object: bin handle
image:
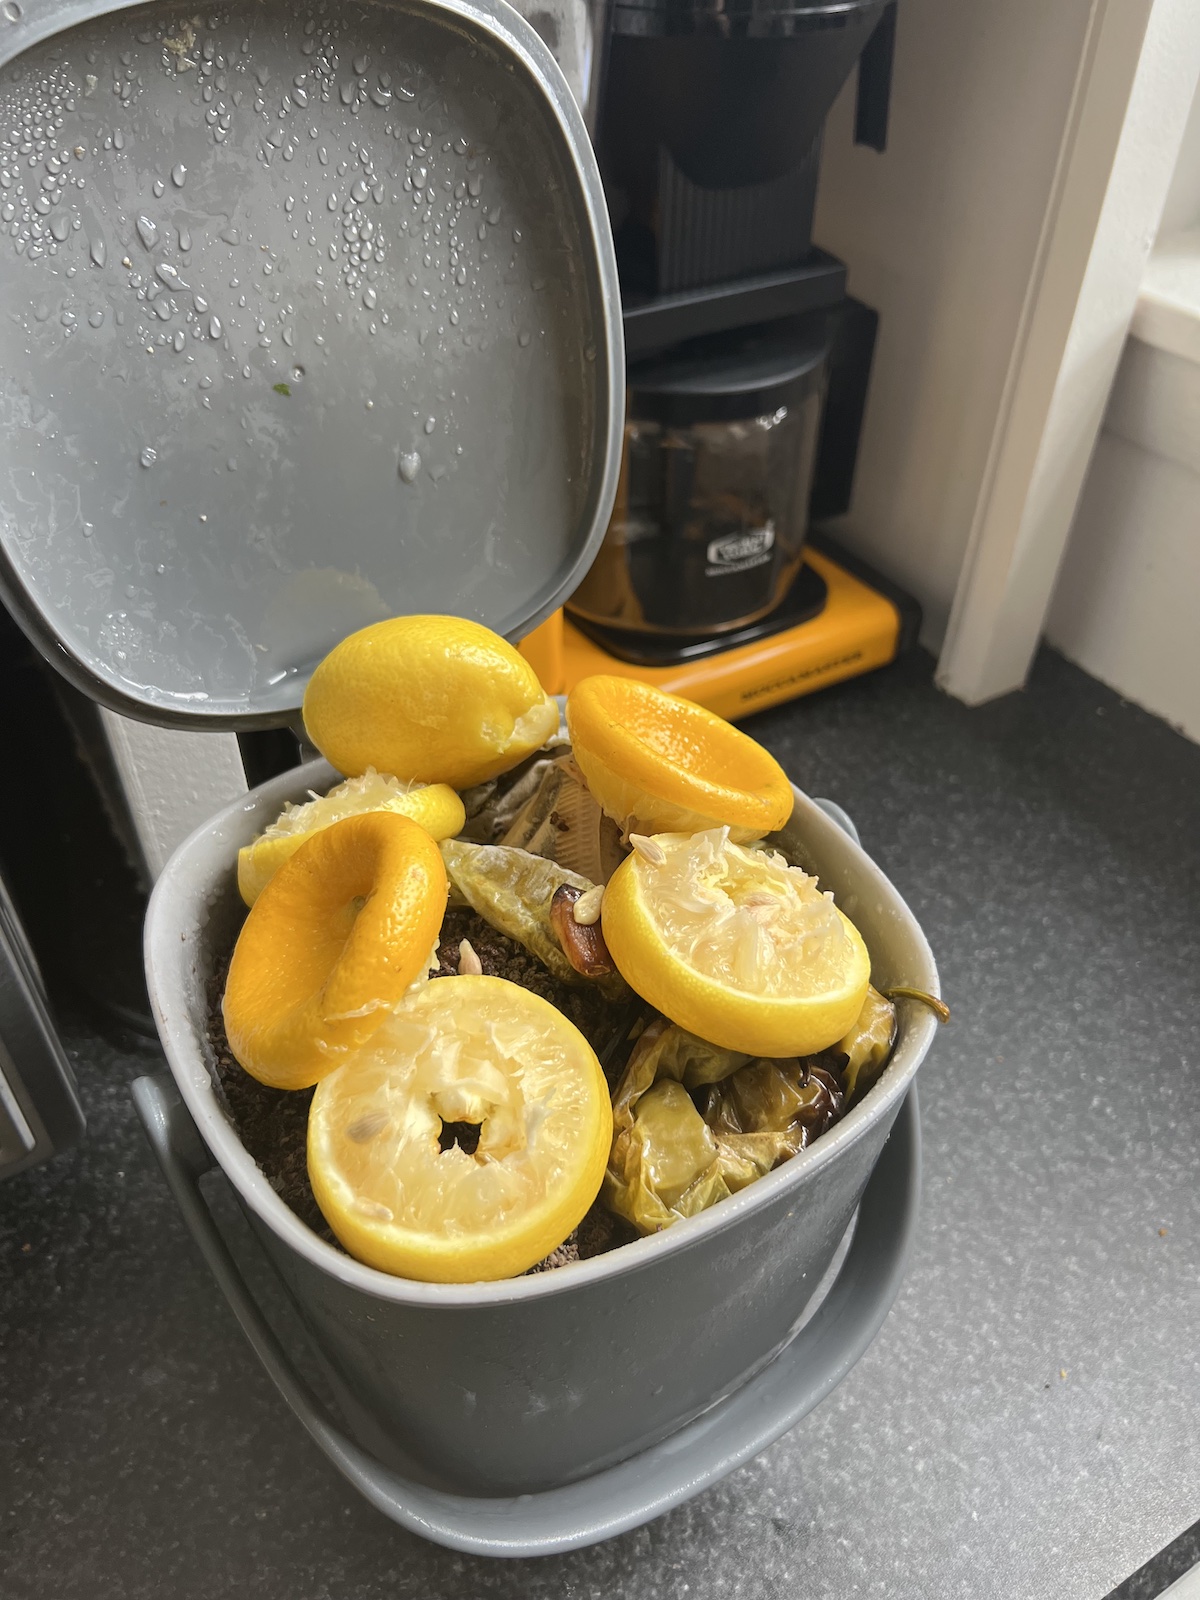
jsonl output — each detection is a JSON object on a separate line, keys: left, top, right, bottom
{"left": 132, "top": 1072, "right": 918, "bottom": 1557}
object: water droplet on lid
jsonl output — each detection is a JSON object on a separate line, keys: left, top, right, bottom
{"left": 208, "top": 314, "right": 221, "bottom": 338}
{"left": 339, "top": 80, "right": 354, "bottom": 106}
{"left": 155, "top": 300, "right": 173, "bottom": 321}
{"left": 369, "top": 85, "right": 390, "bottom": 107}
{"left": 124, "top": 584, "right": 136, "bottom": 598}
{"left": 326, "top": 192, "right": 338, "bottom": 211}
{"left": 353, "top": 53, "right": 369, "bottom": 73}
{"left": 113, "top": 129, "right": 125, "bottom": 151}
{"left": 82, "top": 521, "right": 93, "bottom": 537}
{"left": 152, "top": 178, "right": 165, "bottom": 198}
{"left": 219, "top": 225, "right": 239, "bottom": 244}
{"left": 512, "top": 228, "right": 522, "bottom": 243}
{"left": 33, "top": 302, "right": 50, "bottom": 322}
{"left": 136, "top": 214, "right": 158, "bottom": 249}
{"left": 50, "top": 212, "right": 69, "bottom": 241}
{"left": 398, "top": 451, "right": 420, "bottom": 482}
{"left": 155, "top": 262, "right": 184, "bottom": 286}
{"left": 89, "top": 236, "right": 105, "bottom": 267}
{"left": 2, "top": 2, "right": 23, "bottom": 22}
{"left": 173, "top": 329, "right": 185, "bottom": 351}
{"left": 88, "top": 309, "right": 104, "bottom": 327}
{"left": 227, "top": 457, "right": 237, "bottom": 471}
{"left": 467, "top": 174, "right": 482, "bottom": 198}
{"left": 156, "top": 563, "right": 166, "bottom": 575}
{"left": 361, "top": 285, "right": 377, "bottom": 310}
{"left": 171, "top": 163, "right": 186, "bottom": 187}
{"left": 139, "top": 446, "right": 157, "bottom": 468}
{"left": 351, "top": 179, "right": 369, "bottom": 203}
{"left": 518, "top": 329, "right": 530, "bottom": 347}
{"left": 412, "top": 166, "right": 427, "bottom": 189}
{"left": 178, "top": 228, "right": 191, "bottom": 251}
{"left": 292, "top": 364, "right": 304, "bottom": 381}
{"left": 423, "top": 415, "right": 435, "bottom": 435}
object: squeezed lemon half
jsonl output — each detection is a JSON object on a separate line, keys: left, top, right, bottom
{"left": 222, "top": 812, "right": 447, "bottom": 1091}
{"left": 566, "top": 674, "right": 793, "bottom": 842}
{"left": 307, "top": 976, "right": 612, "bottom": 1282}
{"left": 601, "top": 827, "right": 870, "bottom": 1057}
{"left": 237, "top": 769, "right": 465, "bottom": 907}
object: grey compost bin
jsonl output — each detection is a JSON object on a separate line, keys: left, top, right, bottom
{"left": 0, "top": 0, "right": 938, "bottom": 1557}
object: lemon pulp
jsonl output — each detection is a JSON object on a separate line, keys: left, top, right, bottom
{"left": 601, "top": 827, "right": 870, "bottom": 1057}
{"left": 307, "top": 976, "right": 612, "bottom": 1282}
{"left": 237, "top": 769, "right": 465, "bottom": 906}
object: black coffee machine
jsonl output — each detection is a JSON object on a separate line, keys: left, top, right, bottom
{"left": 536, "top": 0, "right": 919, "bottom": 713}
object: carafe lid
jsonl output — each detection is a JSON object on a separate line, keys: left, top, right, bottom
{"left": 0, "top": 0, "right": 622, "bottom": 728}
{"left": 628, "top": 315, "right": 829, "bottom": 424}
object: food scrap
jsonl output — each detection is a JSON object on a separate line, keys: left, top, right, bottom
{"left": 213, "top": 617, "right": 934, "bottom": 1282}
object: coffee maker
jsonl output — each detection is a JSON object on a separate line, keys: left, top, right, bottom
{"left": 514, "top": 0, "right": 919, "bottom": 720}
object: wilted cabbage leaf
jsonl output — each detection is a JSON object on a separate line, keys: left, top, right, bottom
{"left": 439, "top": 838, "right": 627, "bottom": 998}
{"left": 604, "top": 1018, "right": 852, "bottom": 1234}
{"left": 834, "top": 985, "right": 897, "bottom": 1102}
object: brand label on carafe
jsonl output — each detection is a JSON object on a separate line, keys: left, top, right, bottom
{"left": 706, "top": 525, "right": 775, "bottom": 576}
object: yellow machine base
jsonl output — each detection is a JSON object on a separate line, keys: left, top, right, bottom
{"left": 519, "top": 547, "right": 904, "bottom": 721}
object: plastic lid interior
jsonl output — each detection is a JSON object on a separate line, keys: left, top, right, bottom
{"left": 0, "top": 0, "right": 621, "bottom": 728}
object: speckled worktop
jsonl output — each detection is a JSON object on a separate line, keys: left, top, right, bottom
{"left": 3, "top": 646, "right": 1199, "bottom": 1599}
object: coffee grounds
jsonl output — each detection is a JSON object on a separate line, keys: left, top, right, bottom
{"left": 206, "top": 907, "right": 640, "bottom": 1270}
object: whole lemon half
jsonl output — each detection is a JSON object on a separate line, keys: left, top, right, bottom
{"left": 303, "top": 615, "right": 560, "bottom": 789}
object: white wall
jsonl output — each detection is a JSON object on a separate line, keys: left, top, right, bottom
{"left": 814, "top": 0, "right": 1096, "bottom": 644}
{"left": 99, "top": 713, "right": 247, "bottom": 879}
{"left": 1159, "top": 76, "right": 1200, "bottom": 234}
{"left": 1045, "top": 71, "right": 1200, "bottom": 744}
{"left": 1047, "top": 331, "right": 1200, "bottom": 743}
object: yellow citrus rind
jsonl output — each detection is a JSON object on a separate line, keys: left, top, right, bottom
{"left": 307, "top": 976, "right": 612, "bottom": 1281}
{"left": 565, "top": 675, "right": 793, "bottom": 842}
{"left": 237, "top": 769, "right": 465, "bottom": 907}
{"left": 601, "top": 828, "right": 870, "bottom": 1057}
{"left": 223, "top": 811, "right": 447, "bottom": 1091}
{"left": 302, "top": 614, "right": 560, "bottom": 789}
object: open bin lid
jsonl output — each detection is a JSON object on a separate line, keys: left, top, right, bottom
{"left": 0, "top": 0, "right": 623, "bottom": 728}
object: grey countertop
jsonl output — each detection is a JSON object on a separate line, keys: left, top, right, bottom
{"left": 3, "top": 646, "right": 1199, "bottom": 1599}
